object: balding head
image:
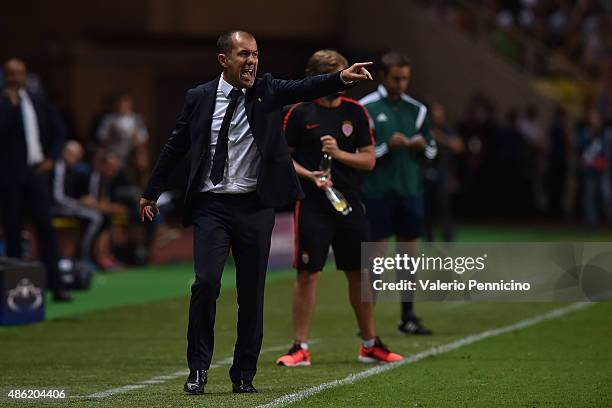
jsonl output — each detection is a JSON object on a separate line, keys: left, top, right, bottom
{"left": 216, "top": 30, "right": 255, "bottom": 55}
{"left": 3, "top": 58, "right": 27, "bottom": 89}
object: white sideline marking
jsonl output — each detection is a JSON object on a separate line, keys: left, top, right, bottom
{"left": 258, "top": 302, "right": 591, "bottom": 408}
{"left": 75, "top": 341, "right": 319, "bottom": 399}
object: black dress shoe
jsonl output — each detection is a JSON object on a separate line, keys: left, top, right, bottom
{"left": 232, "top": 379, "right": 257, "bottom": 393}
{"left": 184, "top": 369, "right": 207, "bottom": 394}
{"left": 398, "top": 317, "right": 433, "bottom": 335}
{"left": 52, "top": 290, "right": 73, "bottom": 302}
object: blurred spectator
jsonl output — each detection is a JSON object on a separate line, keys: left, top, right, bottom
{"left": 116, "top": 144, "right": 157, "bottom": 264}
{"left": 52, "top": 140, "right": 103, "bottom": 263}
{"left": 0, "top": 67, "right": 44, "bottom": 95}
{"left": 0, "top": 58, "right": 71, "bottom": 301}
{"left": 576, "top": 108, "right": 612, "bottom": 226}
{"left": 426, "top": 0, "right": 478, "bottom": 34}
{"left": 457, "top": 93, "right": 498, "bottom": 216}
{"left": 89, "top": 94, "right": 115, "bottom": 144}
{"left": 597, "top": 55, "right": 612, "bottom": 122}
{"left": 423, "top": 102, "right": 464, "bottom": 241}
{"left": 517, "top": 105, "right": 548, "bottom": 211}
{"left": 494, "top": 108, "right": 530, "bottom": 215}
{"left": 77, "top": 147, "right": 158, "bottom": 266}
{"left": 96, "top": 93, "right": 149, "bottom": 168}
{"left": 491, "top": 8, "right": 525, "bottom": 64}
{"left": 546, "top": 105, "right": 572, "bottom": 217}
{"left": 79, "top": 150, "right": 128, "bottom": 270}
{"left": 517, "top": 0, "right": 537, "bottom": 33}
{"left": 548, "top": 1, "right": 572, "bottom": 46}
{"left": 422, "top": 0, "right": 612, "bottom": 79}
{"left": 93, "top": 94, "right": 154, "bottom": 263}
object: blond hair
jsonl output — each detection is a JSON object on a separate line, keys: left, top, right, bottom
{"left": 305, "top": 49, "right": 348, "bottom": 76}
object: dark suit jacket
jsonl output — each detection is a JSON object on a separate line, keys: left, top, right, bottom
{"left": 143, "top": 71, "right": 351, "bottom": 226}
{"left": 0, "top": 90, "right": 65, "bottom": 186}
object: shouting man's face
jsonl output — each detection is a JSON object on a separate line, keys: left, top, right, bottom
{"left": 219, "top": 32, "right": 258, "bottom": 89}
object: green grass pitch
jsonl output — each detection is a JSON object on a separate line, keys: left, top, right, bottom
{"left": 1, "top": 224, "right": 611, "bottom": 407}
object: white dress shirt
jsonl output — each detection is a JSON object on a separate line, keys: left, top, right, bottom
{"left": 18, "top": 89, "right": 44, "bottom": 165}
{"left": 200, "top": 74, "right": 260, "bottom": 194}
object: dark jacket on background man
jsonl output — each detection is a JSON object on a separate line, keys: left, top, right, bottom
{"left": 0, "top": 89, "right": 66, "bottom": 293}
{"left": 0, "top": 90, "right": 65, "bottom": 186}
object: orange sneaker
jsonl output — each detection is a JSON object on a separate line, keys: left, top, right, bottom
{"left": 358, "top": 337, "right": 404, "bottom": 363}
{"left": 276, "top": 343, "right": 311, "bottom": 367}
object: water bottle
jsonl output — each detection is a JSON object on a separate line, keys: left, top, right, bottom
{"left": 319, "top": 153, "right": 332, "bottom": 180}
{"left": 324, "top": 186, "right": 352, "bottom": 215}
{"left": 318, "top": 154, "right": 352, "bottom": 215}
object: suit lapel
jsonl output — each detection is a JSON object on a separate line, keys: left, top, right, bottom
{"left": 245, "top": 81, "right": 263, "bottom": 154}
{"left": 187, "top": 78, "right": 218, "bottom": 191}
{"left": 195, "top": 78, "right": 219, "bottom": 159}
{"left": 245, "top": 86, "right": 255, "bottom": 127}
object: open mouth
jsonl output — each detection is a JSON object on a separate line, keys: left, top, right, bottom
{"left": 240, "top": 67, "right": 255, "bottom": 81}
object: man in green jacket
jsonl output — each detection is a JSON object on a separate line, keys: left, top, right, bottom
{"left": 360, "top": 52, "right": 437, "bottom": 335}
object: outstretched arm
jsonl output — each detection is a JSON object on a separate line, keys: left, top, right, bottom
{"left": 271, "top": 62, "right": 373, "bottom": 107}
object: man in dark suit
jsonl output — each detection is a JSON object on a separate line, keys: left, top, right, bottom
{"left": 139, "top": 30, "right": 372, "bottom": 394}
{"left": 0, "top": 58, "right": 71, "bottom": 301}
